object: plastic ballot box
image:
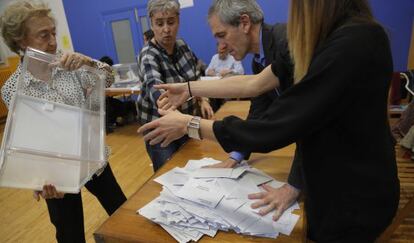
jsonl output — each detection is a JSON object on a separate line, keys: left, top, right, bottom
{"left": 111, "top": 63, "right": 140, "bottom": 88}
{"left": 0, "top": 48, "right": 106, "bottom": 193}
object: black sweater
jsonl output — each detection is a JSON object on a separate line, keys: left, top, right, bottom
{"left": 213, "top": 22, "right": 400, "bottom": 241}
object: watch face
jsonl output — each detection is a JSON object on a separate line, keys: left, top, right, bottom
{"left": 187, "top": 116, "right": 201, "bottom": 140}
{"left": 188, "top": 127, "right": 200, "bottom": 140}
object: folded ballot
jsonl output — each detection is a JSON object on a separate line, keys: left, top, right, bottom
{"left": 138, "top": 158, "right": 300, "bottom": 243}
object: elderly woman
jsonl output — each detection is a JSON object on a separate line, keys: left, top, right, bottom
{"left": 0, "top": 2, "right": 126, "bottom": 243}
{"left": 136, "top": 0, "right": 214, "bottom": 172}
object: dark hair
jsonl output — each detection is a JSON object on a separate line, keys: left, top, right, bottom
{"left": 99, "top": 56, "right": 114, "bottom": 66}
{"left": 143, "top": 29, "right": 154, "bottom": 41}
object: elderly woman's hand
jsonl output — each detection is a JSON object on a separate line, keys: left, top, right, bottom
{"left": 137, "top": 109, "right": 192, "bottom": 147}
{"left": 59, "top": 52, "right": 94, "bottom": 71}
{"left": 155, "top": 83, "right": 190, "bottom": 110}
{"left": 33, "top": 184, "right": 65, "bottom": 201}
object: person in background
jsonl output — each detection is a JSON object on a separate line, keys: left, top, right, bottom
{"left": 0, "top": 2, "right": 126, "bottom": 242}
{"left": 206, "top": 42, "right": 244, "bottom": 77}
{"left": 99, "top": 56, "right": 119, "bottom": 133}
{"left": 143, "top": 29, "right": 154, "bottom": 44}
{"left": 139, "top": 0, "right": 400, "bottom": 241}
{"left": 136, "top": 0, "right": 214, "bottom": 172}
{"left": 99, "top": 55, "right": 114, "bottom": 66}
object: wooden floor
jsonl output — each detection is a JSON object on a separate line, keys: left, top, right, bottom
{"left": 0, "top": 121, "right": 413, "bottom": 242}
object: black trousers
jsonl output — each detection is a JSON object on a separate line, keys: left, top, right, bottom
{"left": 45, "top": 164, "right": 126, "bottom": 243}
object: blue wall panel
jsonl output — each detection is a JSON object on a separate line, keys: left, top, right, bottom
{"left": 370, "top": 0, "right": 414, "bottom": 71}
{"left": 62, "top": 0, "right": 147, "bottom": 62}
{"left": 63, "top": 0, "right": 414, "bottom": 74}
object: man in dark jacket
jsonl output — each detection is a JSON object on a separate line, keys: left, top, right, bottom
{"left": 207, "top": 0, "right": 300, "bottom": 221}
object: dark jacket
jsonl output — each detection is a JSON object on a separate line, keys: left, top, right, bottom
{"left": 214, "top": 22, "right": 400, "bottom": 241}
{"left": 247, "top": 23, "right": 302, "bottom": 189}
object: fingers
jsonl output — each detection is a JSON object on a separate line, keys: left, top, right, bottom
{"left": 60, "top": 53, "right": 76, "bottom": 70}
{"left": 272, "top": 207, "right": 284, "bottom": 221}
{"left": 143, "top": 128, "right": 161, "bottom": 142}
{"left": 137, "top": 121, "right": 159, "bottom": 134}
{"left": 157, "top": 97, "right": 172, "bottom": 110}
{"left": 248, "top": 191, "right": 267, "bottom": 200}
{"left": 161, "top": 103, "right": 173, "bottom": 111}
{"left": 158, "top": 108, "right": 175, "bottom": 117}
{"left": 157, "top": 96, "right": 167, "bottom": 105}
{"left": 40, "top": 185, "right": 65, "bottom": 199}
{"left": 206, "top": 107, "right": 214, "bottom": 119}
{"left": 201, "top": 107, "right": 207, "bottom": 119}
{"left": 168, "top": 105, "right": 177, "bottom": 111}
{"left": 33, "top": 191, "right": 41, "bottom": 201}
{"left": 200, "top": 102, "right": 214, "bottom": 120}
{"left": 60, "top": 52, "right": 88, "bottom": 71}
{"left": 258, "top": 203, "right": 276, "bottom": 216}
{"left": 41, "top": 184, "right": 51, "bottom": 198}
{"left": 148, "top": 133, "right": 165, "bottom": 145}
{"left": 159, "top": 92, "right": 169, "bottom": 101}
{"left": 262, "top": 184, "right": 275, "bottom": 192}
{"left": 160, "top": 135, "right": 175, "bottom": 148}
{"left": 250, "top": 198, "right": 269, "bottom": 209}
{"left": 143, "top": 127, "right": 169, "bottom": 146}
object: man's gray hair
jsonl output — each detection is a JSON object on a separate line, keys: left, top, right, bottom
{"left": 208, "top": 0, "right": 264, "bottom": 26}
{"left": 147, "top": 0, "right": 180, "bottom": 17}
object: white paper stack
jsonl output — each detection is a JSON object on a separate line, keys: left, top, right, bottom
{"left": 138, "top": 158, "right": 300, "bottom": 243}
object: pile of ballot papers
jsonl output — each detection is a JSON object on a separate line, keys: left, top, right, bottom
{"left": 138, "top": 158, "right": 300, "bottom": 243}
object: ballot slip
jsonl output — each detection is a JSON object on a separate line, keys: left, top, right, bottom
{"left": 138, "top": 158, "right": 300, "bottom": 243}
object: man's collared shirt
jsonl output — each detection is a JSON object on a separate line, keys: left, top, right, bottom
{"left": 136, "top": 39, "right": 200, "bottom": 124}
{"left": 253, "top": 26, "right": 266, "bottom": 68}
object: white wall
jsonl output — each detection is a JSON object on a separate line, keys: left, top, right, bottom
{"left": 0, "top": 0, "right": 73, "bottom": 60}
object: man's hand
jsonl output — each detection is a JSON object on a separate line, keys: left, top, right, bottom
{"left": 206, "top": 69, "right": 216, "bottom": 76}
{"left": 137, "top": 109, "right": 193, "bottom": 147}
{"left": 248, "top": 183, "right": 300, "bottom": 221}
{"left": 219, "top": 68, "right": 232, "bottom": 77}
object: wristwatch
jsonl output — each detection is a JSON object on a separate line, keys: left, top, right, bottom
{"left": 187, "top": 116, "right": 202, "bottom": 140}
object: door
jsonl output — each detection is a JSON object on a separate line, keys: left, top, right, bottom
{"left": 103, "top": 7, "right": 150, "bottom": 64}
{"left": 408, "top": 21, "right": 414, "bottom": 70}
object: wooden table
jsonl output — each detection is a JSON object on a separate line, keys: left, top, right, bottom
{"left": 105, "top": 87, "right": 140, "bottom": 97}
{"left": 94, "top": 101, "right": 305, "bottom": 243}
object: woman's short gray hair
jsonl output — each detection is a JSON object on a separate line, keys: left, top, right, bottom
{"left": 208, "top": 0, "right": 264, "bottom": 26}
{"left": 147, "top": 0, "right": 180, "bottom": 18}
{"left": 0, "top": 1, "right": 53, "bottom": 54}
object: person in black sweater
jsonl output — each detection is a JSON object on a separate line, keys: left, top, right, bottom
{"left": 139, "top": 0, "right": 400, "bottom": 241}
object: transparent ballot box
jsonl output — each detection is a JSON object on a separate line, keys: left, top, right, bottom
{"left": 112, "top": 63, "right": 140, "bottom": 88}
{"left": 0, "top": 48, "right": 106, "bottom": 193}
